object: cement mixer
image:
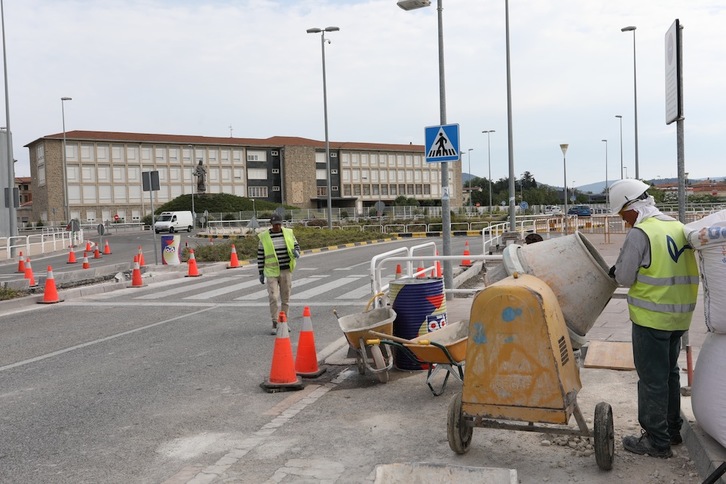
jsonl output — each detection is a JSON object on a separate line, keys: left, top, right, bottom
{"left": 487, "top": 233, "right": 617, "bottom": 348}
{"left": 447, "top": 272, "right": 615, "bottom": 471}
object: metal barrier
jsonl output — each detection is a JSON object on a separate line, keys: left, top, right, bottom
{"left": 0, "top": 229, "right": 85, "bottom": 262}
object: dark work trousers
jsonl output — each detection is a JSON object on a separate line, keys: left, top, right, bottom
{"left": 631, "top": 322, "right": 686, "bottom": 449}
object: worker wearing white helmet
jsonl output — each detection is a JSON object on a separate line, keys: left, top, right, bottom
{"left": 609, "top": 178, "right": 700, "bottom": 458}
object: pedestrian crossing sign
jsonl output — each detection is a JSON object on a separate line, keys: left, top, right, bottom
{"left": 425, "top": 124, "right": 460, "bottom": 162}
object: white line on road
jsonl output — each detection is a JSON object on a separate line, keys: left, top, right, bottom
{"left": 0, "top": 306, "right": 218, "bottom": 373}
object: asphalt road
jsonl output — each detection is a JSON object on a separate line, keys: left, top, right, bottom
{"left": 0, "top": 236, "right": 479, "bottom": 483}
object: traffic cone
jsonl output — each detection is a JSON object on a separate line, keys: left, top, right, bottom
{"left": 38, "top": 266, "right": 63, "bottom": 304}
{"left": 186, "top": 249, "right": 201, "bottom": 277}
{"left": 16, "top": 251, "right": 25, "bottom": 273}
{"left": 461, "top": 240, "right": 472, "bottom": 267}
{"left": 295, "top": 307, "right": 326, "bottom": 378}
{"left": 417, "top": 261, "right": 425, "bottom": 278}
{"left": 128, "top": 255, "right": 145, "bottom": 288}
{"left": 67, "top": 248, "right": 77, "bottom": 264}
{"left": 227, "top": 244, "right": 240, "bottom": 269}
{"left": 82, "top": 252, "right": 90, "bottom": 269}
{"left": 85, "top": 241, "right": 92, "bottom": 252}
{"left": 261, "top": 311, "right": 304, "bottom": 392}
{"left": 395, "top": 264, "right": 403, "bottom": 279}
{"left": 93, "top": 246, "right": 102, "bottom": 259}
{"left": 103, "top": 240, "right": 112, "bottom": 255}
{"left": 24, "top": 258, "right": 38, "bottom": 288}
{"left": 137, "top": 246, "right": 145, "bottom": 267}
{"left": 435, "top": 250, "right": 442, "bottom": 278}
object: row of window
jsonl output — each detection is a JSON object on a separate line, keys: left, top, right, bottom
{"left": 343, "top": 184, "right": 434, "bottom": 197}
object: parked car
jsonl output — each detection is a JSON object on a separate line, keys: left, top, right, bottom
{"left": 567, "top": 205, "right": 592, "bottom": 216}
{"left": 543, "top": 205, "right": 562, "bottom": 215}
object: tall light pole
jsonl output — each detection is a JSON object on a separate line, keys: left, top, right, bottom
{"left": 1, "top": 0, "right": 17, "bottom": 240}
{"left": 482, "top": 130, "right": 495, "bottom": 214}
{"left": 61, "top": 97, "right": 72, "bottom": 223}
{"left": 621, "top": 26, "right": 639, "bottom": 180}
{"left": 560, "top": 143, "right": 568, "bottom": 234}
{"left": 397, "top": 0, "right": 454, "bottom": 296}
{"left": 187, "top": 145, "right": 195, "bottom": 221}
{"left": 601, "top": 139, "right": 609, "bottom": 209}
{"left": 307, "top": 26, "right": 339, "bottom": 229}
{"left": 615, "top": 115, "right": 623, "bottom": 179}
{"left": 466, "top": 148, "right": 473, "bottom": 210}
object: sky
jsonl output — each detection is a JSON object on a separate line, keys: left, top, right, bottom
{"left": 2, "top": 0, "right": 725, "bottom": 189}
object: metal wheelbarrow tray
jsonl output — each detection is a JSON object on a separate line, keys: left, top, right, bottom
{"left": 336, "top": 307, "right": 396, "bottom": 383}
{"left": 371, "top": 320, "right": 468, "bottom": 396}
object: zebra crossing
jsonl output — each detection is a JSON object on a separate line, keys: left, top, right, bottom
{"left": 87, "top": 269, "right": 394, "bottom": 306}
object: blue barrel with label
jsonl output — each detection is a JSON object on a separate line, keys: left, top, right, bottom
{"left": 389, "top": 278, "right": 447, "bottom": 370}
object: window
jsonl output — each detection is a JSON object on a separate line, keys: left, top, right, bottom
{"left": 343, "top": 186, "right": 351, "bottom": 196}
{"left": 271, "top": 168, "right": 280, "bottom": 174}
{"left": 330, "top": 169, "right": 338, "bottom": 174}
{"left": 112, "top": 145, "right": 123, "bottom": 161}
{"left": 247, "top": 168, "right": 268, "bottom": 180}
{"left": 97, "top": 145, "right": 109, "bottom": 161}
{"left": 330, "top": 152, "right": 337, "bottom": 158}
{"left": 317, "top": 186, "right": 327, "bottom": 197}
{"left": 271, "top": 150, "right": 279, "bottom": 156}
{"left": 155, "top": 147, "right": 166, "bottom": 162}
{"left": 316, "top": 169, "right": 327, "bottom": 180}
{"left": 332, "top": 185, "right": 338, "bottom": 192}
{"left": 247, "top": 150, "right": 267, "bottom": 162}
{"left": 248, "top": 186, "right": 268, "bottom": 198}
{"left": 272, "top": 186, "right": 280, "bottom": 191}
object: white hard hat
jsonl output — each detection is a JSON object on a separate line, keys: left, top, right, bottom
{"left": 609, "top": 179, "right": 651, "bottom": 213}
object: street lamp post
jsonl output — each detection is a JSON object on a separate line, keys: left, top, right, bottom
{"left": 560, "top": 143, "right": 568, "bottom": 234}
{"left": 621, "top": 26, "right": 639, "bottom": 179}
{"left": 601, "top": 139, "right": 609, "bottom": 209}
{"left": 615, "top": 115, "right": 623, "bottom": 179}
{"left": 307, "top": 26, "right": 339, "bottom": 230}
{"left": 397, "top": 0, "right": 454, "bottom": 297}
{"left": 624, "top": 166, "right": 629, "bottom": 179}
{"left": 466, "top": 148, "right": 473, "bottom": 210}
{"left": 61, "top": 97, "right": 72, "bottom": 223}
{"left": 482, "top": 130, "right": 495, "bottom": 214}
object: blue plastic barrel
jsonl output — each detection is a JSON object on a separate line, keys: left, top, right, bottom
{"left": 389, "top": 278, "right": 447, "bottom": 370}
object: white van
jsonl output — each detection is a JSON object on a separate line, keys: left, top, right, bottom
{"left": 154, "top": 211, "right": 194, "bottom": 233}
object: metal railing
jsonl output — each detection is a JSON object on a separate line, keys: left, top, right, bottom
{"left": 0, "top": 229, "right": 86, "bottom": 262}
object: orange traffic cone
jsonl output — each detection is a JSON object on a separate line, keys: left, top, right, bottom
{"left": 38, "top": 266, "right": 63, "bottom": 304}
{"left": 295, "top": 307, "right": 326, "bottom": 378}
{"left": 227, "top": 244, "right": 240, "bottom": 269}
{"left": 85, "top": 241, "right": 92, "bottom": 252}
{"left": 82, "top": 252, "right": 90, "bottom": 269}
{"left": 435, "top": 249, "right": 442, "bottom": 278}
{"left": 261, "top": 311, "right": 304, "bottom": 392}
{"left": 137, "top": 246, "right": 146, "bottom": 267}
{"left": 16, "top": 251, "right": 25, "bottom": 273}
{"left": 395, "top": 264, "right": 402, "bottom": 279}
{"left": 93, "top": 246, "right": 102, "bottom": 259}
{"left": 67, "top": 248, "right": 77, "bottom": 264}
{"left": 129, "top": 255, "right": 145, "bottom": 288}
{"left": 416, "top": 261, "right": 425, "bottom": 278}
{"left": 103, "top": 240, "right": 112, "bottom": 255}
{"left": 186, "top": 249, "right": 201, "bottom": 277}
{"left": 461, "top": 240, "right": 472, "bottom": 267}
{"left": 24, "top": 258, "right": 38, "bottom": 288}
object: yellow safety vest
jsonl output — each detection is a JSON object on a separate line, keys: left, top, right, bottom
{"left": 627, "top": 217, "right": 699, "bottom": 331}
{"left": 259, "top": 228, "right": 297, "bottom": 277}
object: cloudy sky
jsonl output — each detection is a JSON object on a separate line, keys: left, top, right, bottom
{"left": 2, "top": 0, "right": 724, "bottom": 188}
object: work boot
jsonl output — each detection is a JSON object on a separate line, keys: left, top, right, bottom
{"left": 622, "top": 431, "right": 673, "bottom": 458}
{"left": 271, "top": 320, "right": 277, "bottom": 335}
{"left": 670, "top": 433, "right": 683, "bottom": 446}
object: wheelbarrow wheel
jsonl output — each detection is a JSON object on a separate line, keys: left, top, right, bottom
{"left": 371, "top": 345, "right": 389, "bottom": 383}
{"left": 447, "top": 392, "right": 472, "bottom": 454}
{"left": 355, "top": 353, "right": 365, "bottom": 375}
{"left": 594, "top": 401, "right": 614, "bottom": 470}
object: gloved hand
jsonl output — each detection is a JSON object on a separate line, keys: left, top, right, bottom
{"left": 259, "top": 274, "right": 265, "bottom": 285}
{"left": 608, "top": 265, "right": 616, "bottom": 279}
{"left": 293, "top": 249, "right": 300, "bottom": 259}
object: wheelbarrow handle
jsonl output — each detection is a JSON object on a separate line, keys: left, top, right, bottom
{"left": 368, "top": 330, "right": 412, "bottom": 345}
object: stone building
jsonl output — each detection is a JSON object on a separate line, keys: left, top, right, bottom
{"left": 25, "top": 130, "right": 461, "bottom": 224}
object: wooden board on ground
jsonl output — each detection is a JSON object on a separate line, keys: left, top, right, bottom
{"left": 583, "top": 340, "right": 635, "bottom": 370}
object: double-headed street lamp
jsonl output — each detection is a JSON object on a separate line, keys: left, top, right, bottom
{"left": 482, "top": 130, "right": 495, "bottom": 213}
{"left": 560, "top": 143, "right": 569, "bottom": 234}
{"left": 397, "top": 0, "right": 454, "bottom": 297}
{"left": 466, "top": 148, "right": 473, "bottom": 210}
{"left": 621, "top": 26, "right": 639, "bottom": 180}
{"left": 307, "top": 26, "right": 339, "bottom": 230}
{"left": 61, "top": 96, "right": 72, "bottom": 223}
{"left": 601, "top": 139, "right": 609, "bottom": 209}
{"left": 615, "top": 114, "right": 623, "bottom": 179}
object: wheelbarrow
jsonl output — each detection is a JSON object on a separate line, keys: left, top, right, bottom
{"left": 369, "top": 320, "right": 468, "bottom": 396}
{"left": 335, "top": 306, "right": 397, "bottom": 383}
{"left": 447, "top": 273, "right": 614, "bottom": 471}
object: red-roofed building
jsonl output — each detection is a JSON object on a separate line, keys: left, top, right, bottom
{"left": 25, "top": 131, "right": 459, "bottom": 224}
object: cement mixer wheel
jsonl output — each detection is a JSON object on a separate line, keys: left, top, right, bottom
{"left": 594, "top": 401, "right": 614, "bottom": 470}
{"left": 447, "top": 392, "right": 472, "bottom": 454}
